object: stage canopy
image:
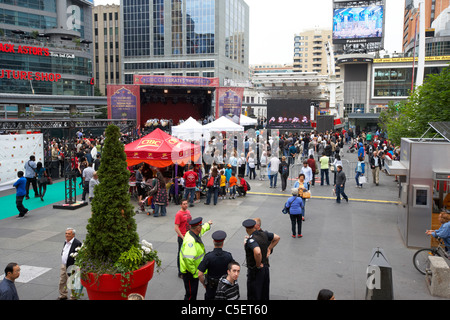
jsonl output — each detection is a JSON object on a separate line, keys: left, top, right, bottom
{"left": 203, "top": 116, "right": 244, "bottom": 132}
{"left": 125, "top": 128, "right": 201, "bottom": 168}
{"left": 240, "top": 114, "right": 257, "bottom": 126}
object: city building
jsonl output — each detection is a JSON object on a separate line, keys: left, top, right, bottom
{"left": 92, "top": 4, "right": 121, "bottom": 95}
{"left": 120, "top": 0, "right": 249, "bottom": 86}
{"left": 403, "top": 0, "right": 450, "bottom": 53}
{"left": 0, "top": 0, "right": 97, "bottom": 118}
{"left": 293, "top": 29, "right": 341, "bottom": 76}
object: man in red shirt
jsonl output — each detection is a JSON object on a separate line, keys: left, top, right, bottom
{"left": 183, "top": 165, "right": 198, "bottom": 207}
{"left": 174, "top": 199, "right": 192, "bottom": 278}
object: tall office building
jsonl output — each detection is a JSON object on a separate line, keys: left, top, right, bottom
{"left": 293, "top": 29, "right": 340, "bottom": 77}
{"left": 403, "top": 0, "right": 450, "bottom": 53}
{"left": 121, "top": 0, "right": 249, "bottom": 85}
{"left": 93, "top": 4, "right": 121, "bottom": 95}
{"left": 0, "top": 0, "right": 94, "bottom": 96}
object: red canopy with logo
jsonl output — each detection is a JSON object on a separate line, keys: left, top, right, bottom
{"left": 124, "top": 128, "right": 201, "bottom": 168}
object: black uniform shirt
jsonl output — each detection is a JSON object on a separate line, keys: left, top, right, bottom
{"left": 198, "top": 248, "right": 233, "bottom": 279}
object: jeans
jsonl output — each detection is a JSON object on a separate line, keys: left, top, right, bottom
{"left": 269, "top": 173, "right": 277, "bottom": 188}
{"left": 281, "top": 174, "right": 288, "bottom": 191}
{"left": 25, "top": 177, "right": 38, "bottom": 198}
{"left": 206, "top": 187, "right": 219, "bottom": 205}
{"left": 335, "top": 184, "right": 348, "bottom": 203}
{"left": 154, "top": 204, "right": 166, "bottom": 216}
{"left": 355, "top": 172, "right": 362, "bottom": 187}
{"left": 184, "top": 187, "right": 196, "bottom": 204}
{"left": 82, "top": 181, "right": 90, "bottom": 201}
{"left": 289, "top": 214, "right": 302, "bottom": 236}
{"left": 320, "top": 169, "right": 329, "bottom": 185}
{"left": 249, "top": 167, "right": 256, "bottom": 179}
{"left": 229, "top": 185, "right": 236, "bottom": 197}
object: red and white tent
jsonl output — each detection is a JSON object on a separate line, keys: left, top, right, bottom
{"left": 124, "top": 128, "right": 201, "bottom": 168}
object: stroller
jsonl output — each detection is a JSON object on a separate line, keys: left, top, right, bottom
{"left": 135, "top": 180, "right": 158, "bottom": 215}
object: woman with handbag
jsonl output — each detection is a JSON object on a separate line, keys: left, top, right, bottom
{"left": 284, "top": 188, "right": 304, "bottom": 238}
{"left": 36, "top": 162, "right": 48, "bottom": 201}
{"left": 355, "top": 156, "right": 365, "bottom": 188}
{"left": 293, "top": 173, "right": 310, "bottom": 221}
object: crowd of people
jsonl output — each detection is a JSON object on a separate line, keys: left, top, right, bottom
{"left": 8, "top": 123, "right": 450, "bottom": 302}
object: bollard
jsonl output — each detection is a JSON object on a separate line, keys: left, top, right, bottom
{"left": 365, "top": 247, "right": 394, "bottom": 300}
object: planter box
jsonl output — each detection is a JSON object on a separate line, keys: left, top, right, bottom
{"left": 80, "top": 260, "right": 155, "bottom": 300}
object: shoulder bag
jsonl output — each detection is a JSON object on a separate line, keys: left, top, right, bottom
{"left": 282, "top": 196, "right": 297, "bottom": 214}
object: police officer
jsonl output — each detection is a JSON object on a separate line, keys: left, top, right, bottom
{"left": 242, "top": 219, "right": 279, "bottom": 300}
{"left": 198, "top": 230, "right": 234, "bottom": 300}
{"left": 179, "top": 217, "right": 212, "bottom": 300}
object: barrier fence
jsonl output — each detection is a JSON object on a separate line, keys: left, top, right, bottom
{"left": 288, "top": 157, "right": 371, "bottom": 187}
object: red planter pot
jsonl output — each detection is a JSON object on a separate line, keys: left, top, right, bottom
{"left": 80, "top": 260, "right": 155, "bottom": 300}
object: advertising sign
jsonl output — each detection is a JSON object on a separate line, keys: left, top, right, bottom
{"left": 267, "top": 99, "right": 312, "bottom": 130}
{"left": 134, "top": 75, "right": 219, "bottom": 87}
{"left": 215, "top": 87, "right": 244, "bottom": 124}
{"left": 107, "top": 85, "right": 140, "bottom": 123}
{"left": 333, "top": 5, "right": 384, "bottom": 44}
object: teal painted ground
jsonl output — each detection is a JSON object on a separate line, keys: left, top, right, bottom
{"left": 1, "top": 180, "right": 81, "bottom": 220}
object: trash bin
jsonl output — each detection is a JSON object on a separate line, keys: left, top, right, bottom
{"left": 365, "top": 247, "right": 394, "bottom": 300}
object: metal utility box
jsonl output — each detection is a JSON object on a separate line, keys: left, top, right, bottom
{"left": 390, "top": 137, "right": 450, "bottom": 248}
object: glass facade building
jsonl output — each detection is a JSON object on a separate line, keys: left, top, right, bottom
{"left": 121, "top": 0, "right": 249, "bottom": 85}
{"left": 0, "top": 0, "right": 94, "bottom": 96}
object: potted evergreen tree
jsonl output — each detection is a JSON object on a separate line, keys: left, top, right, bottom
{"left": 74, "top": 125, "right": 161, "bottom": 300}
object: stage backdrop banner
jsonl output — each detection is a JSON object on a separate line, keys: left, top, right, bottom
{"left": 107, "top": 85, "right": 141, "bottom": 124}
{"left": 134, "top": 75, "right": 219, "bottom": 87}
{"left": 215, "top": 87, "right": 244, "bottom": 124}
{"left": 0, "top": 134, "right": 44, "bottom": 190}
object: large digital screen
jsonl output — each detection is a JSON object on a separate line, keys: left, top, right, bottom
{"left": 332, "top": 5, "right": 384, "bottom": 44}
{"left": 267, "top": 99, "right": 312, "bottom": 130}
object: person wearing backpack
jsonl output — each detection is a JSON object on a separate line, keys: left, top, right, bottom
{"left": 279, "top": 156, "right": 289, "bottom": 192}
{"left": 205, "top": 167, "right": 220, "bottom": 205}
{"left": 237, "top": 174, "right": 248, "bottom": 197}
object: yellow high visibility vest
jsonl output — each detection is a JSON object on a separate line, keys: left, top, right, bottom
{"left": 179, "top": 223, "right": 211, "bottom": 278}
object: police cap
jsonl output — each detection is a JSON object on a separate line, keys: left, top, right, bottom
{"left": 190, "top": 217, "right": 203, "bottom": 227}
{"left": 212, "top": 230, "right": 226, "bottom": 242}
{"left": 242, "top": 219, "right": 256, "bottom": 228}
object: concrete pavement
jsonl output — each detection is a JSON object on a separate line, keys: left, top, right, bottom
{"left": 0, "top": 158, "right": 445, "bottom": 300}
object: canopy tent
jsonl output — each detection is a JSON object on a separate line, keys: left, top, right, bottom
{"left": 240, "top": 114, "right": 257, "bottom": 126}
{"left": 203, "top": 116, "right": 244, "bottom": 132}
{"left": 124, "top": 128, "right": 201, "bottom": 168}
{"left": 171, "top": 116, "right": 209, "bottom": 141}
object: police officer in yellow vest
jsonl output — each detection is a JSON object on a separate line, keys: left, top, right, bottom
{"left": 179, "top": 216, "right": 212, "bottom": 300}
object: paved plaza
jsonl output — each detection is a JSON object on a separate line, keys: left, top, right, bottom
{"left": 0, "top": 157, "right": 446, "bottom": 301}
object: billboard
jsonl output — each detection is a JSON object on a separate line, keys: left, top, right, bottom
{"left": 215, "top": 87, "right": 244, "bottom": 124}
{"left": 332, "top": 5, "right": 384, "bottom": 44}
{"left": 107, "top": 85, "right": 141, "bottom": 123}
{"left": 267, "top": 99, "right": 312, "bottom": 130}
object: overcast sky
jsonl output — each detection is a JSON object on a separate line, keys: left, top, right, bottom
{"left": 94, "top": 0, "right": 405, "bottom": 65}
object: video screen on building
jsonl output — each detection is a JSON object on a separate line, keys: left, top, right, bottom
{"left": 267, "top": 99, "right": 312, "bottom": 130}
{"left": 332, "top": 5, "right": 384, "bottom": 43}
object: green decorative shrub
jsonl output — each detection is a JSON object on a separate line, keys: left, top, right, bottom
{"left": 81, "top": 124, "right": 139, "bottom": 269}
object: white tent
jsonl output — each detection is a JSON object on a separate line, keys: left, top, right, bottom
{"left": 171, "top": 117, "right": 208, "bottom": 141}
{"left": 240, "top": 114, "right": 257, "bottom": 126}
{"left": 203, "top": 116, "right": 244, "bottom": 132}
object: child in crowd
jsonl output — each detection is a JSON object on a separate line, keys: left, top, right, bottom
{"left": 237, "top": 174, "right": 248, "bottom": 197}
{"left": 220, "top": 170, "right": 227, "bottom": 199}
{"left": 229, "top": 172, "right": 238, "bottom": 199}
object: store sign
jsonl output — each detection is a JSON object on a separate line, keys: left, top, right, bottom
{"left": 0, "top": 69, "right": 61, "bottom": 82}
{"left": 0, "top": 43, "right": 50, "bottom": 56}
{"left": 0, "top": 42, "right": 64, "bottom": 82}
{"left": 50, "top": 52, "right": 75, "bottom": 59}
